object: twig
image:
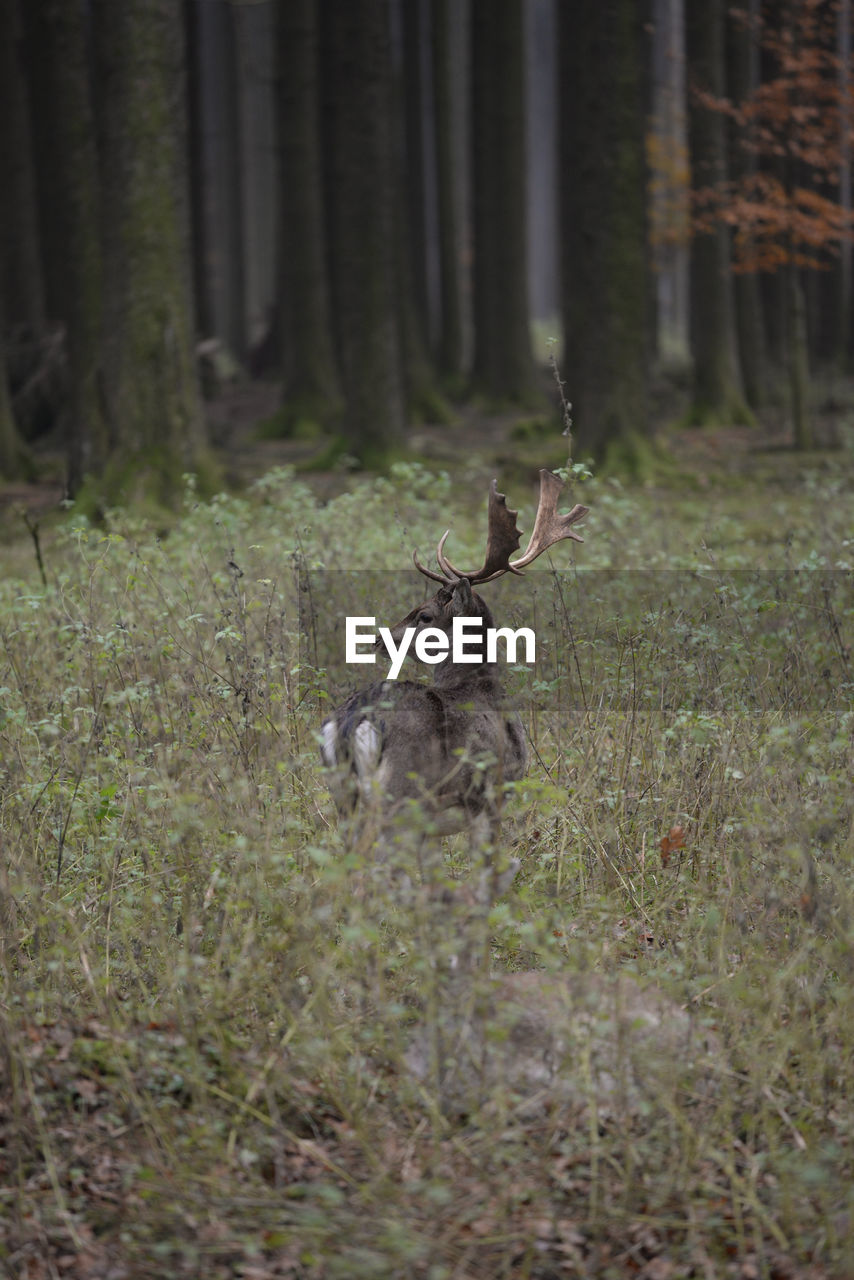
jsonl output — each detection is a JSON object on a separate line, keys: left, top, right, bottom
{"left": 22, "top": 510, "right": 47, "bottom": 589}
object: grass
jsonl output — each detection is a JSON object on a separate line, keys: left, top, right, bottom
{"left": 0, "top": 456, "right": 853, "bottom": 1278}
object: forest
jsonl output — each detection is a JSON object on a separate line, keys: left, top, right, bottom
{"left": 1, "top": 2, "right": 854, "bottom": 1278}
{"left": 2, "top": 0, "right": 854, "bottom": 499}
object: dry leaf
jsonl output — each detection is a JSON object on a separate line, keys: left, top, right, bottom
{"left": 659, "top": 824, "right": 686, "bottom": 865}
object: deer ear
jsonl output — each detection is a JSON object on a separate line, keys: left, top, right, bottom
{"left": 449, "top": 578, "right": 474, "bottom": 615}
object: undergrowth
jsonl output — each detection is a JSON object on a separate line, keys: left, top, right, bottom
{"left": 0, "top": 461, "right": 853, "bottom": 1278}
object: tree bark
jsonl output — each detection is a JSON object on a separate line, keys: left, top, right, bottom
{"left": 838, "top": 0, "right": 851, "bottom": 366}
{"left": 237, "top": 2, "right": 277, "bottom": 353}
{"left": 24, "top": 0, "right": 106, "bottom": 492}
{"left": 402, "top": 0, "right": 431, "bottom": 347}
{"left": 396, "top": 0, "right": 446, "bottom": 420}
{"left": 471, "top": 0, "right": 537, "bottom": 402}
{"left": 0, "top": 0, "right": 46, "bottom": 332}
{"left": 788, "top": 263, "right": 811, "bottom": 449}
{"left": 276, "top": 0, "right": 341, "bottom": 430}
{"left": 0, "top": 309, "right": 29, "bottom": 481}
{"left": 559, "top": 0, "right": 650, "bottom": 457}
{"left": 322, "top": 0, "right": 405, "bottom": 462}
{"left": 431, "top": 0, "right": 464, "bottom": 383}
{"left": 92, "top": 0, "right": 205, "bottom": 501}
{"left": 686, "top": 0, "right": 749, "bottom": 424}
{"left": 727, "top": 0, "right": 766, "bottom": 409}
{"left": 184, "top": 0, "right": 246, "bottom": 357}
{"left": 650, "top": 0, "right": 690, "bottom": 361}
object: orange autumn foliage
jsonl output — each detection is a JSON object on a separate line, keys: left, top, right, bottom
{"left": 692, "top": 0, "right": 854, "bottom": 272}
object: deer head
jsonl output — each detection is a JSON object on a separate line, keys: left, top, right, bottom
{"left": 384, "top": 471, "right": 588, "bottom": 682}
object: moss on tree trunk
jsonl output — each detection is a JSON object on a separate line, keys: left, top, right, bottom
{"left": 559, "top": 0, "right": 650, "bottom": 456}
{"left": 322, "top": 0, "right": 404, "bottom": 464}
{"left": 92, "top": 0, "right": 206, "bottom": 505}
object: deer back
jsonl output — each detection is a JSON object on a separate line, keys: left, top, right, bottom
{"left": 321, "top": 578, "right": 526, "bottom": 829}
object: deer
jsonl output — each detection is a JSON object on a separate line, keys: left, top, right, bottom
{"left": 320, "top": 469, "right": 589, "bottom": 886}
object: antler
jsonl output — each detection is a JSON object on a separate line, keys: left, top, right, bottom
{"left": 413, "top": 470, "right": 589, "bottom": 585}
{"left": 505, "top": 469, "right": 588, "bottom": 573}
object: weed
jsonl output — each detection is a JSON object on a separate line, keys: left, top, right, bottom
{"left": 0, "top": 462, "right": 852, "bottom": 1276}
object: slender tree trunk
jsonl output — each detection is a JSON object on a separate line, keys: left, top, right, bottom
{"left": 0, "top": 307, "right": 29, "bottom": 481}
{"left": 276, "top": 0, "right": 341, "bottom": 430}
{"left": 650, "top": 0, "right": 690, "bottom": 361}
{"left": 727, "top": 0, "right": 766, "bottom": 409}
{"left": 788, "top": 263, "right": 811, "bottom": 448}
{"left": 431, "top": 0, "right": 464, "bottom": 383}
{"left": 92, "top": 0, "right": 205, "bottom": 500}
{"left": 323, "top": 0, "right": 405, "bottom": 462}
{"left": 24, "top": 0, "right": 106, "bottom": 492}
{"left": 471, "top": 0, "right": 536, "bottom": 402}
{"left": 237, "top": 2, "right": 277, "bottom": 352}
{"left": 184, "top": 0, "right": 246, "bottom": 357}
{"left": 0, "top": 0, "right": 45, "bottom": 332}
{"left": 402, "top": 0, "right": 431, "bottom": 346}
{"left": 559, "top": 0, "right": 649, "bottom": 457}
{"left": 838, "top": 0, "right": 851, "bottom": 366}
{"left": 779, "top": 0, "right": 813, "bottom": 448}
{"left": 525, "top": 0, "right": 559, "bottom": 327}
{"left": 185, "top": 0, "right": 211, "bottom": 341}
{"left": 396, "top": 0, "right": 445, "bottom": 420}
{"left": 686, "top": 0, "right": 749, "bottom": 424}
{"left": 762, "top": 271, "right": 786, "bottom": 371}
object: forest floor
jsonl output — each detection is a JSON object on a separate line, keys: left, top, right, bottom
{"left": 3, "top": 368, "right": 853, "bottom": 530}
{"left": 1, "top": 374, "right": 853, "bottom": 1278}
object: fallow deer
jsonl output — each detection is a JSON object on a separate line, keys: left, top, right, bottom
{"left": 320, "top": 470, "right": 589, "bottom": 867}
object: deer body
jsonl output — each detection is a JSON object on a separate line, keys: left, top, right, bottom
{"left": 321, "top": 471, "right": 588, "bottom": 857}
{"left": 321, "top": 579, "right": 527, "bottom": 842}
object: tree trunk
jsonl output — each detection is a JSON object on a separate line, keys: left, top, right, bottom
{"left": 431, "top": 0, "right": 464, "bottom": 383}
{"left": 788, "top": 268, "right": 812, "bottom": 449}
{"left": 397, "top": 0, "right": 446, "bottom": 420}
{"left": 650, "top": 0, "right": 690, "bottom": 361}
{"left": 276, "top": 0, "right": 341, "bottom": 431}
{"left": 0, "top": 310, "right": 29, "bottom": 481}
{"left": 526, "top": 0, "right": 559, "bottom": 327}
{"left": 92, "top": 0, "right": 205, "bottom": 502}
{"left": 402, "top": 0, "right": 431, "bottom": 347}
{"left": 322, "top": 0, "right": 405, "bottom": 463}
{"left": 237, "top": 2, "right": 277, "bottom": 353}
{"left": 184, "top": 0, "right": 246, "bottom": 357}
{"left": 686, "top": 0, "right": 749, "bottom": 424}
{"left": 559, "top": 0, "right": 650, "bottom": 457}
{"left": 0, "top": 0, "right": 46, "bottom": 332}
{"left": 24, "top": 0, "right": 106, "bottom": 492}
{"left": 471, "top": 0, "right": 536, "bottom": 402}
{"left": 838, "top": 0, "right": 851, "bottom": 367}
{"left": 727, "top": 0, "right": 766, "bottom": 409}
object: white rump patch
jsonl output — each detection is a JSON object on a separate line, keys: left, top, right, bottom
{"left": 320, "top": 719, "right": 339, "bottom": 767}
{"left": 353, "top": 720, "right": 382, "bottom": 775}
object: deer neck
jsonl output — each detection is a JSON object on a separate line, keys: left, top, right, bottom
{"left": 432, "top": 655, "right": 503, "bottom": 693}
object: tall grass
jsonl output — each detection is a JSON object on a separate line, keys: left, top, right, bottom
{"left": 0, "top": 461, "right": 852, "bottom": 1277}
